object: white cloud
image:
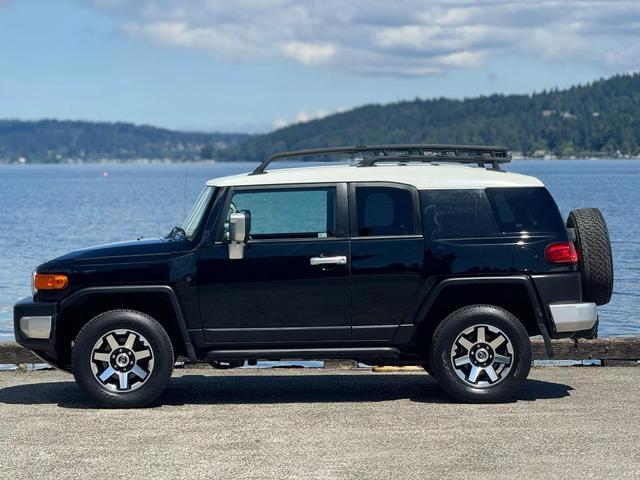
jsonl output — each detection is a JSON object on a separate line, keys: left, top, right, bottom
{"left": 86, "top": 0, "right": 640, "bottom": 76}
{"left": 273, "top": 118, "right": 289, "bottom": 129}
{"left": 274, "top": 107, "right": 343, "bottom": 129}
{"left": 295, "top": 111, "right": 311, "bottom": 123}
{"left": 436, "top": 50, "right": 487, "bottom": 68}
{"left": 282, "top": 42, "right": 335, "bottom": 66}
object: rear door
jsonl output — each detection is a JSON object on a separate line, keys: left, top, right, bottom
{"left": 197, "top": 183, "right": 351, "bottom": 345}
{"left": 348, "top": 183, "right": 424, "bottom": 341}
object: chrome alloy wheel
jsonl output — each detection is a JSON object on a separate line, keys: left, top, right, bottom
{"left": 450, "top": 324, "right": 514, "bottom": 387}
{"left": 90, "top": 329, "right": 155, "bottom": 392}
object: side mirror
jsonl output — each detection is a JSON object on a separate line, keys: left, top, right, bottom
{"left": 228, "top": 211, "right": 250, "bottom": 259}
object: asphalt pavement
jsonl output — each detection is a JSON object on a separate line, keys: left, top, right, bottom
{"left": 1, "top": 367, "right": 638, "bottom": 479}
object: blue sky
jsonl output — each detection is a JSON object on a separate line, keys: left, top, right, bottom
{"left": 0, "top": 0, "right": 637, "bottom": 133}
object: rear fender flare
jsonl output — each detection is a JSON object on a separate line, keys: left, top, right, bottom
{"left": 414, "top": 276, "right": 554, "bottom": 357}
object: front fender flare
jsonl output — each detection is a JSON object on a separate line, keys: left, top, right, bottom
{"left": 60, "top": 285, "right": 197, "bottom": 362}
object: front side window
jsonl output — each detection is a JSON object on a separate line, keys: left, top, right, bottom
{"left": 225, "top": 187, "right": 336, "bottom": 240}
{"left": 355, "top": 186, "right": 416, "bottom": 237}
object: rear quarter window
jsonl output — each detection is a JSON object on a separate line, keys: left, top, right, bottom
{"left": 485, "top": 187, "right": 565, "bottom": 233}
{"left": 420, "top": 187, "right": 566, "bottom": 240}
{"left": 420, "top": 190, "right": 498, "bottom": 240}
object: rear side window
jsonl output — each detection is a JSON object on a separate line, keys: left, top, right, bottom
{"left": 355, "top": 186, "right": 417, "bottom": 236}
{"left": 421, "top": 190, "right": 498, "bottom": 240}
{"left": 485, "top": 187, "right": 565, "bottom": 233}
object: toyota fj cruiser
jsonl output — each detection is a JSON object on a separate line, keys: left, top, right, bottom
{"left": 14, "top": 145, "right": 613, "bottom": 407}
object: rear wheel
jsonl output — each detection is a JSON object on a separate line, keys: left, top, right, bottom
{"left": 430, "top": 305, "right": 531, "bottom": 403}
{"left": 72, "top": 309, "right": 174, "bottom": 407}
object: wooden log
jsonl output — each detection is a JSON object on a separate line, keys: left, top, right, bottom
{"left": 323, "top": 359, "right": 358, "bottom": 370}
{"left": 0, "top": 343, "right": 42, "bottom": 364}
{"left": 2, "top": 338, "right": 640, "bottom": 366}
{"left": 372, "top": 366, "right": 425, "bottom": 373}
{"left": 531, "top": 337, "right": 640, "bottom": 360}
{"left": 601, "top": 360, "right": 639, "bottom": 367}
{"left": 610, "top": 337, "right": 640, "bottom": 360}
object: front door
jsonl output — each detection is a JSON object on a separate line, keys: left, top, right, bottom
{"left": 197, "top": 183, "right": 350, "bottom": 345}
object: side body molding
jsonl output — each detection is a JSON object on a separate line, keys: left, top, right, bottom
{"left": 60, "top": 285, "right": 197, "bottom": 361}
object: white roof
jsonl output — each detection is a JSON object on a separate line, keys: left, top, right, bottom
{"left": 206, "top": 163, "right": 543, "bottom": 189}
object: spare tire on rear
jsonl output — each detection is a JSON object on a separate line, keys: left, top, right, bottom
{"left": 567, "top": 208, "right": 613, "bottom": 306}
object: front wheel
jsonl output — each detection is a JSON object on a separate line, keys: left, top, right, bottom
{"left": 72, "top": 309, "right": 174, "bottom": 407}
{"left": 430, "top": 305, "right": 531, "bottom": 403}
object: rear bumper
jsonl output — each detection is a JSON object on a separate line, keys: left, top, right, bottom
{"left": 548, "top": 302, "right": 597, "bottom": 333}
{"left": 530, "top": 272, "right": 598, "bottom": 338}
{"left": 13, "top": 297, "right": 57, "bottom": 355}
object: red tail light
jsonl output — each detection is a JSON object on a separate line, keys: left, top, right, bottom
{"left": 545, "top": 242, "right": 578, "bottom": 264}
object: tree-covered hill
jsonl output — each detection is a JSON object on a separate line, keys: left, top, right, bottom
{"left": 0, "top": 120, "right": 250, "bottom": 163}
{"left": 227, "top": 73, "right": 640, "bottom": 161}
{"left": 3, "top": 74, "right": 639, "bottom": 163}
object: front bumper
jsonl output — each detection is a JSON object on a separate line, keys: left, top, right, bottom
{"left": 548, "top": 302, "right": 598, "bottom": 334}
{"left": 13, "top": 297, "right": 57, "bottom": 354}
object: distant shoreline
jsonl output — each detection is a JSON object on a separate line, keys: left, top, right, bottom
{"left": 1, "top": 157, "right": 639, "bottom": 166}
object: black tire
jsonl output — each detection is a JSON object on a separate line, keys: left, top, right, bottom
{"left": 72, "top": 309, "right": 174, "bottom": 408}
{"left": 429, "top": 305, "right": 531, "bottom": 403}
{"left": 567, "top": 208, "right": 613, "bottom": 306}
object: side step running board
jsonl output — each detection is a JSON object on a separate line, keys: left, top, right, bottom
{"left": 204, "top": 347, "right": 401, "bottom": 361}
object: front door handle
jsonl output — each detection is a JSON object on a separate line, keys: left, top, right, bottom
{"left": 310, "top": 256, "right": 347, "bottom": 266}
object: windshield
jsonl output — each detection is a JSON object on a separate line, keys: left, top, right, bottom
{"left": 181, "top": 186, "right": 215, "bottom": 238}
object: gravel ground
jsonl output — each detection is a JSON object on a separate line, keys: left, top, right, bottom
{"left": 1, "top": 367, "right": 639, "bottom": 480}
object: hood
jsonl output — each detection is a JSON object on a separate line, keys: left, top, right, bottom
{"left": 47, "top": 237, "right": 172, "bottom": 265}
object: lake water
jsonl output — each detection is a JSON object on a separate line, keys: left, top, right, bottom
{"left": 0, "top": 160, "right": 638, "bottom": 341}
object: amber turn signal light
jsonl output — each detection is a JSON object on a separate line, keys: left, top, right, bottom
{"left": 34, "top": 274, "right": 69, "bottom": 290}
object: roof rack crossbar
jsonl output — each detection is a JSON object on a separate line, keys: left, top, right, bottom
{"left": 355, "top": 154, "right": 506, "bottom": 169}
{"left": 251, "top": 144, "right": 511, "bottom": 175}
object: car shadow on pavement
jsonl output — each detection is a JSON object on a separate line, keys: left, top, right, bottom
{"left": 0, "top": 373, "right": 573, "bottom": 409}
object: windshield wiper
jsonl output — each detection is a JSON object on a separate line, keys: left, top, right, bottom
{"left": 167, "top": 226, "right": 187, "bottom": 240}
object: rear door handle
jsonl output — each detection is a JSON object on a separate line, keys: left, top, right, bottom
{"left": 310, "top": 256, "right": 347, "bottom": 266}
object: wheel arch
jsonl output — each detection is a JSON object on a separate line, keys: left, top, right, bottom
{"left": 413, "top": 276, "right": 553, "bottom": 357}
{"left": 57, "top": 286, "right": 197, "bottom": 368}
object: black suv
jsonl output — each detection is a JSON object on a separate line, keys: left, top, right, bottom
{"left": 14, "top": 145, "right": 613, "bottom": 407}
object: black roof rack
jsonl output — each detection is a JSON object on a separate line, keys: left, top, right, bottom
{"left": 251, "top": 144, "right": 511, "bottom": 175}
